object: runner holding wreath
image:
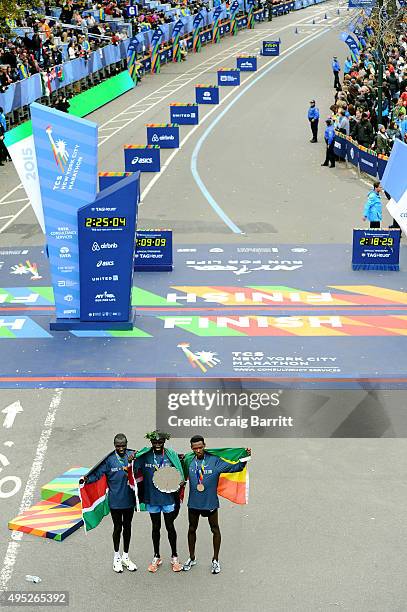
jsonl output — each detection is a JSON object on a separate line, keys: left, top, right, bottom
{"left": 131, "top": 431, "right": 185, "bottom": 573}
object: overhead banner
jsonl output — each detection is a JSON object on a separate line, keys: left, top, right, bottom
{"left": 4, "top": 122, "right": 45, "bottom": 233}
{"left": 30, "top": 102, "right": 98, "bottom": 320}
{"left": 348, "top": 0, "right": 375, "bottom": 7}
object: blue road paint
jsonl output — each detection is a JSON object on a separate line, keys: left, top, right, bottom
{"left": 191, "top": 27, "right": 330, "bottom": 234}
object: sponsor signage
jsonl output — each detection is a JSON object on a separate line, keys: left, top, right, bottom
{"left": 30, "top": 102, "right": 98, "bottom": 320}
{"left": 77, "top": 173, "right": 140, "bottom": 326}
{"left": 352, "top": 228, "right": 400, "bottom": 270}
{"left": 358, "top": 149, "right": 378, "bottom": 177}
{"left": 134, "top": 230, "right": 173, "bottom": 272}
{"left": 124, "top": 145, "right": 161, "bottom": 172}
{"left": 236, "top": 56, "right": 257, "bottom": 71}
{"left": 262, "top": 41, "right": 280, "bottom": 56}
{"left": 346, "top": 140, "right": 360, "bottom": 167}
{"left": 333, "top": 134, "right": 347, "bottom": 159}
{"left": 195, "top": 85, "right": 220, "bottom": 105}
{"left": 146, "top": 124, "right": 180, "bottom": 149}
{"left": 217, "top": 69, "right": 241, "bottom": 86}
{"left": 169, "top": 104, "right": 199, "bottom": 125}
{"left": 99, "top": 172, "right": 133, "bottom": 191}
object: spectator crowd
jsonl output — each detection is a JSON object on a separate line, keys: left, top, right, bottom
{"left": 327, "top": 23, "right": 407, "bottom": 157}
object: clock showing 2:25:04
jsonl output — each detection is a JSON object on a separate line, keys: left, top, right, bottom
{"left": 85, "top": 217, "right": 127, "bottom": 228}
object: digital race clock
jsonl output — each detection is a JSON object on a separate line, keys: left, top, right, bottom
{"left": 359, "top": 236, "right": 394, "bottom": 246}
{"left": 136, "top": 237, "right": 167, "bottom": 247}
{"left": 85, "top": 217, "right": 126, "bottom": 228}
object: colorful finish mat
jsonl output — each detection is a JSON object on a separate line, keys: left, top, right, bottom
{"left": 0, "top": 244, "right": 406, "bottom": 387}
{"left": 8, "top": 500, "right": 83, "bottom": 541}
{"left": 41, "top": 467, "right": 89, "bottom": 506}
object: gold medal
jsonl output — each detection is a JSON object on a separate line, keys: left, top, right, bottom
{"left": 197, "top": 483, "right": 205, "bottom": 492}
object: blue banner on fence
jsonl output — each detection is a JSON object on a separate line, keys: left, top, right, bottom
{"left": 30, "top": 102, "right": 98, "bottom": 320}
{"left": 262, "top": 41, "right": 280, "bottom": 56}
{"left": 352, "top": 228, "right": 400, "bottom": 271}
{"left": 124, "top": 145, "right": 161, "bottom": 172}
{"left": 77, "top": 173, "right": 139, "bottom": 323}
{"left": 134, "top": 229, "right": 173, "bottom": 271}
{"left": 237, "top": 56, "right": 257, "bottom": 71}
{"left": 146, "top": 124, "right": 180, "bottom": 148}
{"left": 333, "top": 135, "right": 347, "bottom": 159}
{"left": 348, "top": 0, "right": 375, "bottom": 7}
{"left": 377, "top": 156, "right": 388, "bottom": 180}
{"left": 217, "top": 69, "right": 240, "bottom": 86}
{"left": 347, "top": 140, "right": 360, "bottom": 166}
{"left": 359, "top": 149, "right": 378, "bottom": 177}
{"left": 170, "top": 104, "right": 199, "bottom": 125}
{"left": 195, "top": 85, "right": 220, "bottom": 104}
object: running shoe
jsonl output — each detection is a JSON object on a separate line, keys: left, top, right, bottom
{"left": 171, "top": 557, "right": 183, "bottom": 572}
{"left": 122, "top": 556, "right": 137, "bottom": 571}
{"left": 113, "top": 557, "right": 123, "bottom": 573}
{"left": 148, "top": 557, "right": 162, "bottom": 573}
{"left": 182, "top": 558, "right": 197, "bottom": 571}
{"left": 211, "top": 560, "right": 221, "bottom": 574}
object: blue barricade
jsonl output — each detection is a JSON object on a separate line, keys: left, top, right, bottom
{"left": 218, "top": 69, "right": 240, "bottom": 86}
{"left": 146, "top": 124, "right": 180, "bottom": 148}
{"left": 170, "top": 104, "right": 199, "bottom": 125}
{"left": 237, "top": 56, "right": 257, "bottom": 71}
{"left": 124, "top": 145, "right": 161, "bottom": 172}
{"left": 195, "top": 85, "right": 220, "bottom": 104}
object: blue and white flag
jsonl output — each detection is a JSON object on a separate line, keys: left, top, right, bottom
{"left": 340, "top": 32, "right": 360, "bottom": 60}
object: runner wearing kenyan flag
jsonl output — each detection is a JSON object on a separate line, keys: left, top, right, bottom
{"left": 182, "top": 435, "right": 251, "bottom": 575}
{"left": 81, "top": 433, "right": 137, "bottom": 574}
{"left": 131, "top": 431, "right": 185, "bottom": 573}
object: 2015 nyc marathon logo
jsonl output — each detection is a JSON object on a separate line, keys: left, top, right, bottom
{"left": 46, "top": 124, "right": 84, "bottom": 191}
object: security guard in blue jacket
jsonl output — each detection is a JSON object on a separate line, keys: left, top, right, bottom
{"left": 308, "top": 100, "right": 320, "bottom": 142}
{"left": 332, "top": 56, "right": 341, "bottom": 90}
{"left": 321, "top": 118, "right": 336, "bottom": 168}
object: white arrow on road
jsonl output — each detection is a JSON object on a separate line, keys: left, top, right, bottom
{"left": 2, "top": 401, "right": 23, "bottom": 429}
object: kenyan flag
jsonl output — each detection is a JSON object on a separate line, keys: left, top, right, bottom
{"left": 79, "top": 472, "right": 110, "bottom": 532}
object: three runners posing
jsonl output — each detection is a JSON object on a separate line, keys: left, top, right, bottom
{"left": 82, "top": 431, "right": 251, "bottom": 575}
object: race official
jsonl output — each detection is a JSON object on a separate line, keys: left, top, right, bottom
{"left": 332, "top": 56, "right": 341, "bottom": 90}
{"left": 308, "top": 99, "right": 319, "bottom": 142}
{"left": 321, "top": 118, "right": 336, "bottom": 168}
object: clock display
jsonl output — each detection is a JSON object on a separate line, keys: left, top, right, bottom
{"left": 85, "top": 217, "right": 126, "bottom": 228}
{"left": 136, "top": 237, "right": 167, "bottom": 247}
{"left": 359, "top": 236, "right": 393, "bottom": 246}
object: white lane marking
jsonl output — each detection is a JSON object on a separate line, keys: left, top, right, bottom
{"left": 0, "top": 2, "right": 344, "bottom": 232}
{"left": 0, "top": 215, "right": 13, "bottom": 221}
{"left": 97, "top": 5, "right": 335, "bottom": 147}
{"left": 0, "top": 203, "right": 31, "bottom": 234}
{"left": 0, "top": 389, "right": 63, "bottom": 592}
{"left": 0, "top": 185, "right": 24, "bottom": 204}
{"left": 140, "top": 21, "right": 338, "bottom": 204}
{"left": 0, "top": 199, "right": 29, "bottom": 206}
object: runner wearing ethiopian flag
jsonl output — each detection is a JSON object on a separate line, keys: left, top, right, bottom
{"left": 82, "top": 433, "right": 137, "bottom": 574}
{"left": 182, "top": 435, "right": 251, "bottom": 575}
{"left": 132, "top": 431, "right": 184, "bottom": 573}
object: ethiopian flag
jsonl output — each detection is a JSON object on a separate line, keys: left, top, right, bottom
{"left": 182, "top": 448, "right": 249, "bottom": 505}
